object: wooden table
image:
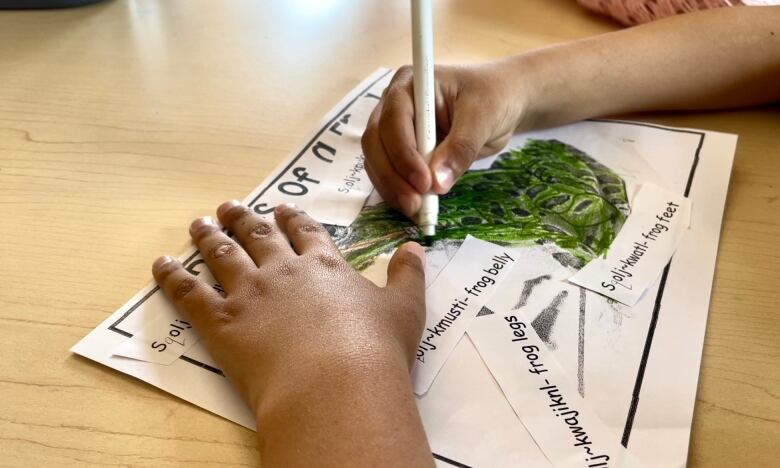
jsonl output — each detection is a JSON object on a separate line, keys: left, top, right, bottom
{"left": 1, "top": 0, "right": 777, "bottom": 466}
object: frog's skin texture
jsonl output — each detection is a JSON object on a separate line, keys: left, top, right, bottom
{"left": 329, "top": 139, "right": 630, "bottom": 271}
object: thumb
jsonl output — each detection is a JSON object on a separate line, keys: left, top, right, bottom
{"left": 386, "top": 241, "right": 426, "bottom": 301}
{"left": 429, "top": 100, "right": 491, "bottom": 194}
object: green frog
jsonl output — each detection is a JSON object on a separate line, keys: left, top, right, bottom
{"left": 330, "top": 139, "right": 630, "bottom": 271}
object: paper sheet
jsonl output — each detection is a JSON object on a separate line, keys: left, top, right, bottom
{"left": 72, "top": 70, "right": 737, "bottom": 468}
{"left": 469, "top": 261, "right": 643, "bottom": 467}
{"left": 419, "top": 335, "right": 554, "bottom": 468}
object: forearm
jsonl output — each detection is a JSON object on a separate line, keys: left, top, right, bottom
{"left": 514, "top": 6, "right": 780, "bottom": 129}
{"left": 254, "top": 354, "right": 434, "bottom": 467}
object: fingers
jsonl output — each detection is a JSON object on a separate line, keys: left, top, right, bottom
{"left": 189, "top": 216, "right": 257, "bottom": 293}
{"left": 152, "top": 256, "right": 223, "bottom": 331}
{"left": 376, "top": 71, "right": 431, "bottom": 193}
{"left": 273, "top": 204, "right": 340, "bottom": 256}
{"left": 216, "top": 200, "right": 295, "bottom": 265}
{"left": 386, "top": 242, "right": 426, "bottom": 301}
{"left": 362, "top": 67, "right": 430, "bottom": 219}
{"left": 429, "top": 98, "right": 491, "bottom": 194}
{"left": 386, "top": 242, "right": 427, "bottom": 365}
{"left": 362, "top": 113, "right": 422, "bottom": 218}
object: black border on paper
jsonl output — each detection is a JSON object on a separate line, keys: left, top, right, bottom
{"left": 589, "top": 118, "right": 704, "bottom": 447}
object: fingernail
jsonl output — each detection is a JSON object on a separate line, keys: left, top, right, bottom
{"left": 397, "top": 194, "right": 419, "bottom": 217}
{"left": 217, "top": 199, "right": 242, "bottom": 218}
{"left": 435, "top": 165, "right": 454, "bottom": 192}
{"left": 153, "top": 255, "right": 175, "bottom": 270}
{"left": 190, "top": 216, "right": 216, "bottom": 235}
{"left": 275, "top": 203, "right": 297, "bottom": 213}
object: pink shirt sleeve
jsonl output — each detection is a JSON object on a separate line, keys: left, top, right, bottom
{"left": 577, "top": 0, "right": 736, "bottom": 26}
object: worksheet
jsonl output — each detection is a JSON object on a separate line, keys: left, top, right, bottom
{"left": 72, "top": 69, "right": 736, "bottom": 468}
{"left": 351, "top": 118, "right": 734, "bottom": 467}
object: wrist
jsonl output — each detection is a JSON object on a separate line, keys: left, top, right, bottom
{"left": 252, "top": 344, "right": 411, "bottom": 428}
{"left": 506, "top": 51, "right": 561, "bottom": 132}
{"left": 503, "top": 43, "right": 607, "bottom": 132}
{"left": 484, "top": 56, "right": 536, "bottom": 133}
{"left": 252, "top": 347, "right": 432, "bottom": 467}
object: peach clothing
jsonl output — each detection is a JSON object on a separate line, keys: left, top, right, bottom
{"left": 577, "top": 0, "right": 776, "bottom": 25}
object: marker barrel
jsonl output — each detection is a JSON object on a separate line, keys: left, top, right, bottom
{"left": 411, "top": 0, "right": 438, "bottom": 236}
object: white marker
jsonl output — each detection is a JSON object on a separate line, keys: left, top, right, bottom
{"left": 411, "top": 0, "right": 438, "bottom": 241}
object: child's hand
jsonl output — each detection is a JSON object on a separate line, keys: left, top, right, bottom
{"left": 152, "top": 202, "right": 426, "bottom": 419}
{"left": 361, "top": 62, "right": 526, "bottom": 218}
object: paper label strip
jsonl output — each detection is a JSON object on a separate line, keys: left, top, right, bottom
{"left": 469, "top": 308, "right": 643, "bottom": 467}
{"left": 412, "top": 236, "right": 516, "bottom": 395}
{"left": 569, "top": 183, "right": 691, "bottom": 306}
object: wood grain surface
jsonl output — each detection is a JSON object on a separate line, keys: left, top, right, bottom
{"left": 0, "top": 0, "right": 777, "bottom": 466}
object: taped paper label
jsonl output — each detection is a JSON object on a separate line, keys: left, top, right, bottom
{"left": 113, "top": 310, "right": 199, "bottom": 365}
{"left": 569, "top": 183, "right": 691, "bottom": 306}
{"left": 469, "top": 307, "right": 643, "bottom": 467}
{"left": 412, "top": 236, "right": 516, "bottom": 395}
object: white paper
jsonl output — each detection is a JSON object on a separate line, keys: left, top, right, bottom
{"left": 469, "top": 270, "right": 642, "bottom": 467}
{"left": 112, "top": 314, "right": 198, "bottom": 365}
{"left": 569, "top": 183, "right": 692, "bottom": 306}
{"left": 71, "top": 70, "right": 737, "bottom": 468}
{"left": 412, "top": 235, "right": 516, "bottom": 395}
{"left": 419, "top": 335, "right": 554, "bottom": 468}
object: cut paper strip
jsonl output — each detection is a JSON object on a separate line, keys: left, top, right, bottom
{"left": 412, "top": 236, "right": 517, "bottom": 395}
{"left": 569, "top": 183, "right": 691, "bottom": 306}
{"left": 113, "top": 313, "right": 199, "bottom": 365}
{"left": 469, "top": 306, "right": 643, "bottom": 467}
